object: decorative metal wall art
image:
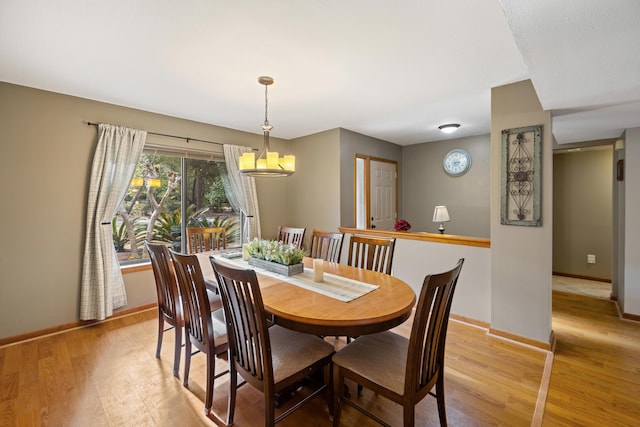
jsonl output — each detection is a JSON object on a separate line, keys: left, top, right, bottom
{"left": 501, "top": 125, "right": 542, "bottom": 226}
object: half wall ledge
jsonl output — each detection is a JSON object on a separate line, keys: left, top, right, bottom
{"left": 338, "top": 227, "right": 490, "bottom": 248}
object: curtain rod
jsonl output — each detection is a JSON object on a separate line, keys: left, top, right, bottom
{"left": 86, "top": 121, "right": 257, "bottom": 150}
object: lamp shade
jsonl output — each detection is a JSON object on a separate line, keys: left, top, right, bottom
{"left": 433, "top": 206, "right": 450, "bottom": 222}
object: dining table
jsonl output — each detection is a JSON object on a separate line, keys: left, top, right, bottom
{"left": 195, "top": 252, "right": 417, "bottom": 337}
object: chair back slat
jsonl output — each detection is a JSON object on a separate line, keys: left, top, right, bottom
{"left": 170, "top": 251, "right": 215, "bottom": 353}
{"left": 406, "top": 258, "right": 464, "bottom": 395}
{"left": 187, "top": 227, "right": 226, "bottom": 253}
{"left": 276, "top": 226, "right": 306, "bottom": 250}
{"left": 347, "top": 236, "right": 395, "bottom": 274}
{"left": 145, "top": 242, "right": 181, "bottom": 322}
{"left": 309, "top": 230, "right": 344, "bottom": 262}
{"left": 210, "top": 258, "right": 272, "bottom": 388}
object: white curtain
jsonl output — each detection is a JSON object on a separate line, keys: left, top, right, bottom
{"left": 81, "top": 123, "right": 147, "bottom": 320}
{"left": 223, "top": 144, "right": 261, "bottom": 241}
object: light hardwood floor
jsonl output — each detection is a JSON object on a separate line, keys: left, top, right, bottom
{"left": 1, "top": 291, "right": 638, "bottom": 426}
{"left": 545, "top": 291, "right": 640, "bottom": 426}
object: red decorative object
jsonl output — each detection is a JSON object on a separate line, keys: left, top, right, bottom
{"left": 394, "top": 219, "right": 411, "bottom": 231}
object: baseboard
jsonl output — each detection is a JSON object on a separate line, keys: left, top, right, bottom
{"left": 548, "top": 330, "right": 556, "bottom": 353}
{"left": 0, "top": 303, "right": 157, "bottom": 348}
{"left": 552, "top": 271, "right": 611, "bottom": 283}
{"left": 621, "top": 312, "right": 640, "bottom": 322}
{"left": 450, "top": 313, "right": 490, "bottom": 329}
{"left": 488, "top": 327, "right": 552, "bottom": 351}
{"left": 450, "top": 314, "right": 552, "bottom": 351}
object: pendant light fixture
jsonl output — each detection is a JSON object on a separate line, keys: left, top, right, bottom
{"left": 238, "top": 76, "right": 295, "bottom": 177}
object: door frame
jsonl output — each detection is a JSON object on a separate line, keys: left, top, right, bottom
{"left": 354, "top": 154, "right": 398, "bottom": 229}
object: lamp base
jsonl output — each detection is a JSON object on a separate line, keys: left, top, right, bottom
{"left": 438, "top": 224, "right": 445, "bottom": 234}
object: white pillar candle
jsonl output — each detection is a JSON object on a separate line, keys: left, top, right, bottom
{"left": 313, "top": 258, "right": 324, "bottom": 282}
{"left": 266, "top": 151, "right": 279, "bottom": 169}
{"left": 242, "top": 243, "right": 250, "bottom": 261}
{"left": 239, "top": 152, "right": 255, "bottom": 170}
{"left": 283, "top": 155, "right": 295, "bottom": 171}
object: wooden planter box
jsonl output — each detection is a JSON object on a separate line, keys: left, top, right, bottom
{"left": 248, "top": 257, "right": 303, "bottom": 276}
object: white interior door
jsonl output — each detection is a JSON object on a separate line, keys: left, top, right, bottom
{"left": 370, "top": 159, "right": 396, "bottom": 230}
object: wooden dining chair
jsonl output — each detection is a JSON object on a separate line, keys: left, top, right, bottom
{"left": 347, "top": 235, "right": 396, "bottom": 275}
{"left": 145, "top": 241, "right": 184, "bottom": 377}
{"left": 169, "top": 250, "right": 229, "bottom": 421}
{"left": 146, "top": 242, "right": 223, "bottom": 376}
{"left": 276, "top": 226, "right": 306, "bottom": 250}
{"left": 187, "top": 227, "right": 226, "bottom": 253}
{"left": 210, "top": 257, "right": 335, "bottom": 427}
{"left": 309, "top": 230, "right": 344, "bottom": 263}
{"left": 332, "top": 258, "right": 465, "bottom": 427}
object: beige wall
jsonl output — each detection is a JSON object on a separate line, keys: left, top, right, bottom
{"left": 553, "top": 149, "right": 613, "bottom": 280}
{"left": 288, "top": 129, "right": 342, "bottom": 249}
{"left": 490, "top": 80, "right": 553, "bottom": 343}
{"left": 623, "top": 127, "right": 640, "bottom": 314}
{"left": 0, "top": 82, "right": 290, "bottom": 338}
{"left": 402, "top": 135, "right": 490, "bottom": 237}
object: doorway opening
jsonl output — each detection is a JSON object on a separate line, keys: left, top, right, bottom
{"left": 552, "top": 143, "right": 614, "bottom": 300}
{"left": 354, "top": 154, "right": 398, "bottom": 230}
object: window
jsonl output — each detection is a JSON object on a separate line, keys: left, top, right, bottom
{"left": 114, "top": 151, "right": 239, "bottom": 265}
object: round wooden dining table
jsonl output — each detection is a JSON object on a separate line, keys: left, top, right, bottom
{"left": 197, "top": 254, "right": 416, "bottom": 337}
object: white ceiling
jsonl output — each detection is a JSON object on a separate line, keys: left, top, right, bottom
{"left": 1, "top": 0, "right": 638, "bottom": 146}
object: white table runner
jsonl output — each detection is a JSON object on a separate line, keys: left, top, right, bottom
{"left": 211, "top": 256, "right": 378, "bottom": 302}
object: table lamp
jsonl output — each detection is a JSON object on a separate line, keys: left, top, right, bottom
{"left": 433, "top": 206, "right": 450, "bottom": 234}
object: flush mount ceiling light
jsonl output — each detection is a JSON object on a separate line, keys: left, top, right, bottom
{"left": 438, "top": 123, "right": 461, "bottom": 134}
{"left": 238, "top": 76, "right": 295, "bottom": 177}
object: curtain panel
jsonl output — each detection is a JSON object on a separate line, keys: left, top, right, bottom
{"left": 223, "top": 144, "right": 261, "bottom": 241}
{"left": 81, "top": 123, "right": 147, "bottom": 320}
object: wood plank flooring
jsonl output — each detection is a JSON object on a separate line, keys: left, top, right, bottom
{"left": 543, "top": 291, "right": 640, "bottom": 426}
{"left": 1, "top": 290, "right": 638, "bottom": 426}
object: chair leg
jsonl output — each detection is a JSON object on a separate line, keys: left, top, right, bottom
{"left": 332, "top": 365, "right": 344, "bottom": 427}
{"left": 265, "top": 391, "right": 276, "bottom": 427}
{"left": 226, "top": 362, "right": 237, "bottom": 426}
{"left": 204, "top": 351, "right": 215, "bottom": 415}
{"left": 156, "top": 316, "right": 164, "bottom": 358}
{"left": 325, "top": 362, "right": 334, "bottom": 416}
{"left": 403, "top": 403, "right": 415, "bottom": 427}
{"left": 183, "top": 339, "right": 191, "bottom": 387}
{"left": 173, "top": 325, "right": 182, "bottom": 378}
{"left": 436, "top": 375, "right": 448, "bottom": 427}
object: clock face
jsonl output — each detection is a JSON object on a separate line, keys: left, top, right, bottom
{"left": 443, "top": 149, "right": 472, "bottom": 176}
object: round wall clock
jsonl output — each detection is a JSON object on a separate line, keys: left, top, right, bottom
{"left": 443, "top": 149, "right": 472, "bottom": 176}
